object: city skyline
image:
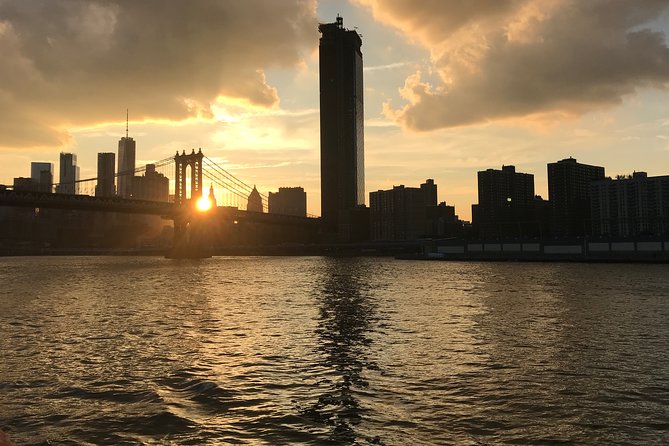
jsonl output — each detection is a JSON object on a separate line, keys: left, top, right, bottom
{"left": 2, "top": 1, "right": 669, "bottom": 220}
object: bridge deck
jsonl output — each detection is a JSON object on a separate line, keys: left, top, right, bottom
{"left": 0, "top": 190, "right": 319, "bottom": 226}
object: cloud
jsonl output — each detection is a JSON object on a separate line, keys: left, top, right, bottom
{"left": 363, "top": 61, "right": 407, "bottom": 72}
{"left": 0, "top": 0, "right": 318, "bottom": 148}
{"left": 356, "top": 0, "right": 669, "bottom": 131}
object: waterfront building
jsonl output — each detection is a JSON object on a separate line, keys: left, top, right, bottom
{"left": 369, "top": 179, "right": 440, "bottom": 241}
{"left": 590, "top": 172, "right": 669, "bottom": 237}
{"left": 472, "top": 165, "right": 535, "bottom": 238}
{"left": 247, "top": 186, "right": 263, "bottom": 212}
{"left": 95, "top": 152, "right": 116, "bottom": 197}
{"left": 132, "top": 164, "right": 169, "bottom": 202}
{"left": 548, "top": 157, "right": 605, "bottom": 236}
{"left": 339, "top": 204, "right": 370, "bottom": 242}
{"left": 56, "top": 152, "right": 79, "bottom": 195}
{"left": 426, "top": 202, "right": 462, "bottom": 238}
{"left": 30, "top": 162, "right": 53, "bottom": 193}
{"left": 268, "top": 187, "right": 307, "bottom": 217}
{"left": 319, "top": 15, "right": 365, "bottom": 237}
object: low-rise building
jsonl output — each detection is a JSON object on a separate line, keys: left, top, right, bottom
{"left": 13, "top": 177, "right": 38, "bottom": 192}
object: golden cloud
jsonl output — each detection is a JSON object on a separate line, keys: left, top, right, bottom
{"left": 0, "top": 0, "right": 318, "bottom": 148}
{"left": 357, "top": 0, "right": 669, "bottom": 131}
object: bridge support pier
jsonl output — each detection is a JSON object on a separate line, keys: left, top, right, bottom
{"left": 166, "top": 215, "right": 212, "bottom": 259}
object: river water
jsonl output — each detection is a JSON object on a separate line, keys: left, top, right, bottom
{"left": 0, "top": 256, "right": 668, "bottom": 445}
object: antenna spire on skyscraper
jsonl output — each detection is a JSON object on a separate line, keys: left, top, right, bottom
{"left": 126, "top": 108, "right": 129, "bottom": 138}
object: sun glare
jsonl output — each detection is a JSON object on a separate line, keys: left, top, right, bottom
{"left": 196, "top": 196, "right": 212, "bottom": 212}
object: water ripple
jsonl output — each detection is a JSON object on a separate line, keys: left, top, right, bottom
{"left": 1, "top": 257, "right": 668, "bottom": 444}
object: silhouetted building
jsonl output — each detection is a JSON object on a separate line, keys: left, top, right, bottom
{"left": 207, "top": 184, "right": 217, "bottom": 208}
{"left": 370, "top": 179, "right": 439, "bottom": 240}
{"left": 247, "top": 185, "right": 263, "bottom": 212}
{"left": 590, "top": 172, "right": 669, "bottom": 237}
{"left": 13, "top": 177, "right": 38, "bottom": 192}
{"left": 30, "top": 162, "right": 53, "bottom": 193}
{"left": 95, "top": 152, "right": 116, "bottom": 197}
{"left": 339, "top": 205, "right": 370, "bottom": 242}
{"left": 56, "top": 152, "right": 79, "bottom": 194}
{"left": 548, "top": 157, "right": 605, "bottom": 236}
{"left": 319, "top": 15, "right": 365, "bottom": 237}
{"left": 132, "top": 164, "right": 169, "bottom": 202}
{"left": 426, "top": 202, "right": 462, "bottom": 238}
{"left": 268, "top": 187, "right": 307, "bottom": 217}
{"left": 473, "top": 165, "right": 534, "bottom": 238}
{"left": 532, "top": 195, "right": 552, "bottom": 238}
{"left": 117, "top": 136, "right": 136, "bottom": 199}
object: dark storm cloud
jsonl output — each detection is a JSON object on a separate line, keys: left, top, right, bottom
{"left": 359, "top": 0, "right": 669, "bottom": 130}
{"left": 0, "top": 0, "right": 317, "bottom": 147}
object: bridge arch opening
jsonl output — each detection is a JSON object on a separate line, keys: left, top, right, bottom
{"left": 184, "top": 163, "right": 193, "bottom": 200}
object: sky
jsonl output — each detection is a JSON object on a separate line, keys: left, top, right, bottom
{"left": 2, "top": 0, "right": 669, "bottom": 220}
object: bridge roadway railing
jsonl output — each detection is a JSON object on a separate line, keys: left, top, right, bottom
{"left": 235, "top": 209, "right": 320, "bottom": 226}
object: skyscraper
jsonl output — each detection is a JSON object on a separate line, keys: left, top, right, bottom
{"left": 548, "top": 157, "right": 605, "bottom": 236}
{"left": 30, "top": 162, "right": 53, "bottom": 193}
{"left": 56, "top": 153, "right": 79, "bottom": 194}
{"left": 319, "top": 15, "right": 365, "bottom": 236}
{"left": 117, "top": 136, "right": 136, "bottom": 199}
{"left": 117, "top": 112, "right": 136, "bottom": 198}
{"left": 95, "top": 152, "right": 116, "bottom": 197}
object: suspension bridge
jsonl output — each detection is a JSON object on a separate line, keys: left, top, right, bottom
{"left": 40, "top": 150, "right": 272, "bottom": 212}
{"left": 0, "top": 149, "right": 319, "bottom": 257}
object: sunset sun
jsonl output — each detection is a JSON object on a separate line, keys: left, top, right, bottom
{"left": 196, "top": 196, "right": 212, "bottom": 212}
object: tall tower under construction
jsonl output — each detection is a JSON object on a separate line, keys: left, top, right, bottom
{"left": 318, "top": 15, "right": 365, "bottom": 236}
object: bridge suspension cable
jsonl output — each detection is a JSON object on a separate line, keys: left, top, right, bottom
{"left": 203, "top": 156, "right": 269, "bottom": 212}
{"left": 52, "top": 156, "right": 175, "bottom": 192}
{"left": 43, "top": 151, "right": 316, "bottom": 217}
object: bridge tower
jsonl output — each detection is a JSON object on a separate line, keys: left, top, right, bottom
{"left": 169, "top": 148, "right": 210, "bottom": 259}
{"left": 174, "top": 149, "right": 204, "bottom": 204}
